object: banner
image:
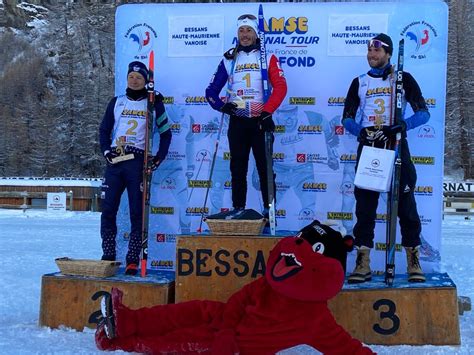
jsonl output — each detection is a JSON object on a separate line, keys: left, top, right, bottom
{"left": 114, "top": 2, "right": 448, "bottom": 274}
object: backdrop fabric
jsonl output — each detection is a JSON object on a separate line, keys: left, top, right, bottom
{"left": 114, "top": 2, "right": 448, "bottom": 274}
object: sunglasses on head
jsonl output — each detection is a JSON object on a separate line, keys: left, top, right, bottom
{"left": 238, "top": 14, "right": 257, "bottom": 20}
{"left": 368, "top": 39, "right": 389, "bottom": 49}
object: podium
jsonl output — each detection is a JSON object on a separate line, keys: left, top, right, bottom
{"left": 330, "top": 273, "right": 460, "bottom": 345}
{"left": 39, "top": 234, "right": 461, "bottom": 345}
{"left": 39, "top": 270, "right": 174, "bottom": 331}
{"left": 176, "top": 234, "right": 281, "bottom": 302}
{"left": 175, "top": 235, "right": 460, "bottom": 345}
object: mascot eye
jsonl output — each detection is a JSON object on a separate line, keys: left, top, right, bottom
{"left": 312, "top": 242, "right": 325, "bottom": 254}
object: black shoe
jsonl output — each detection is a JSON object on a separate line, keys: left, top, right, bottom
{"left": 101, "top": 255, "right": 116, "bottom": 261}
{"left": 224, "top": 207, "right": 246, "bottom": 220}
{"left": 125, "top": 263, "right": 138, "bottom": 276}
{"left": 206, "top": 207, "right": 245, "bottom": 220}
{"left": 100, "top": 293, "right": 116, "bottom": 339}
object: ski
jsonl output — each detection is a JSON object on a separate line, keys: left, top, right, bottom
{"left": 258, "top": 4, "right": 276, "bottom": 236}
{"left": 385, "top": 39, "right": 404, "bottom": 286}
{"left": 140, "top": 50, "right": 155, "bottom": 277}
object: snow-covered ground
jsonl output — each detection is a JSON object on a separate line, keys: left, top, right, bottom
{"left": 0, "top": 209, "right": 472, "bottom": 354}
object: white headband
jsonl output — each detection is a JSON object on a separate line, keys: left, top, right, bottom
{"left": 237, "top": 18, "right": 258, "bottom": 36}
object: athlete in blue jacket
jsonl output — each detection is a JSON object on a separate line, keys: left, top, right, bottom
{"left": 342, "top": 33, "right": 429, "bottom": 283}
{"left": 99, "top": 61, "right": 171, "bottom": 275}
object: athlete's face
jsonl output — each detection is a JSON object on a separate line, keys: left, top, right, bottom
{"left": 127, "top": 72, "right": 146, "bottom": 90}
{"left": 367, "top": 47, "right": 391, "bottom": 69}
{"left": 238, "top": 26, "right": 257, "bottom": 46}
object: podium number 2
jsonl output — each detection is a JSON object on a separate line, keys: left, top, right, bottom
{"left": 373, "top": 298, "right": 400, "bottom": 335}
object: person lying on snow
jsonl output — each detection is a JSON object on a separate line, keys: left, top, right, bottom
{"left": 95, "top": 220, "right": 375, "bottom": 354}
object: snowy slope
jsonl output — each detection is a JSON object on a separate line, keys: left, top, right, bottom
{"left": 0, "top": 210, "right": 472, "bottom": 354}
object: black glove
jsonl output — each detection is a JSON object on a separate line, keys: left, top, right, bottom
{"left": 358, "top": 127, "right": 382, "bottom": 143}
{"left": 104, "top": 151, "right": 118, "bottom": 165}
{"left": 150, "top": 155, "right": 162, "bottom": 171}
{"left": 379, "top": 123, "right": 407, "bottom": 141}
{"left": 374, "top": 128, "right": 390, "bottom": 143}
{"left": 385, "top": 121, "right": 407, "bottom": 135}
{"left": 220, "top": 102, "right": 238, "bottom": 115}
{"left": 258, "top": 111, "right": 275, "bottom": 132}
{"left": 359, "top": 122, "right": 407, "bottom": 144}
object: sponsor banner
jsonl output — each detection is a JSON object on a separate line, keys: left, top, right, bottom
{"left": 443, "top": 181, "right": 474, "bottom": 193}
{"left": 115, "top": 2, "right": 447, "bottom": 272}
{"left": 289, "top": 97, "right": 315, "bottom": 105}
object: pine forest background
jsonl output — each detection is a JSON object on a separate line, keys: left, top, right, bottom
{"left": 0, "top": 0, "right": 472, "bottom": 179}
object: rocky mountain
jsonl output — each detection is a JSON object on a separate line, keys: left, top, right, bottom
{"left": 0, "top": 0, "right": 115, "bottom": 177}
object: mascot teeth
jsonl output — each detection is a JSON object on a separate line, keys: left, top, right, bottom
{"left": 271, "top": 252, "right": 302, "bottom": 280}
{"left": 281, "top": 252, "right": 301, "bottom": 266}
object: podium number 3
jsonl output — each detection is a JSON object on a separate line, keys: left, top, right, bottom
{"left": 373, "top": 298, "right": 400, "bottom": 335}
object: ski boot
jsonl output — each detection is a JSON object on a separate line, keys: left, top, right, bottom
{"left": 125, "top": 263, "right": 138, "bottom": 276}
{"left": 99, "top": 292, "right": 116, "bottom": 339}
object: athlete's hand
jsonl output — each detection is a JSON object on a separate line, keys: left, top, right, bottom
{"left": 104, "top": 151, "right": 118, "bottom": 165}
{"left": 375, "top": 123, "right": 407, "bottom": 142}
{"left": 220, "top": 102, "right": 237, "bottom": 115}
{"left": 150, "top": 156, "right": 161, "bottom": 171}
{"left": 258, "top": 111, "right": 275, "bottom": 132}
{"left": 358, "top": 127, "right": 384, "bottom": 143}
{"left": 383, "top": 122, "right": 406, "bottom": 136}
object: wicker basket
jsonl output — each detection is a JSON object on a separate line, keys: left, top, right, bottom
{"left": 204, "top": 218, "right": 267, "bottom": 235}
{"left": 55, "top": 257, "right": 121, "bottom": 278}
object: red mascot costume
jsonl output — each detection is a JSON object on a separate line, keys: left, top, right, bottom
{"left": 96, "top": 220, "right": 375, "bottom": 354}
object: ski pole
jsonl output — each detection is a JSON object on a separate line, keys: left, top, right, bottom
{"left": 197, "top": 112, "right": 226, "bottom": 233}
{"left": 197, "top": 45, "right": 238, "bottom": 233}
{"left": 187, "top": 151, "right": 208, "bottom": 203}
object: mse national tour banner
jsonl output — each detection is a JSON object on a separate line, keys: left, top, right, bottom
{"left": 112, "top": 2, "right": 448, "bottom": 274}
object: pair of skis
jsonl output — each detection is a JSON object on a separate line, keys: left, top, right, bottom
{"left": 385, "top": 39, "right": 404, "bottom": 286}
{"left": 140, "top": 51, "right": 155, "bottom": 277}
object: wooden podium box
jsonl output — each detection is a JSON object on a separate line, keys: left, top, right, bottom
{"left": 39, "top": 270, "right": 175, "bottom": 331}
{"left": 330, "top": 273, "right": 460, "bottom": 345}
{"left": 176, "top": 234, "right": 282, "bottom": 302}
{"left": 175, "top": 235, "right": 460, "bottom": 345}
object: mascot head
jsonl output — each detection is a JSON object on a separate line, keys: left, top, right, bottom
{"left": 265, "top": 220, "right": 354, "bottom": 302}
